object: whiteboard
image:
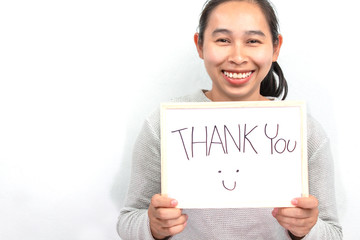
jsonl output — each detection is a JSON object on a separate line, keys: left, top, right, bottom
{"left": 161, "top": 101, "right": 308, "bottom": 208}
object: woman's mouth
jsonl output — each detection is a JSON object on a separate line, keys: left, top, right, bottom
{"left": 222, "top": 70, "right": 254, "bottom": 85}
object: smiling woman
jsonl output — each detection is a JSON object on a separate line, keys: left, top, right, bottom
{"left": 194, "top": 1, "right": 284, "bottom": 102}
{"left": 196, "top": 0, "right": 287, "bottom": 102}
{"left": 117, "top": 0, "right": 342, "bottom": 239}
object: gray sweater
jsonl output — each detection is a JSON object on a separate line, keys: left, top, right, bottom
{"left": 117, "top": 90, "right": 342, "bottom": 240}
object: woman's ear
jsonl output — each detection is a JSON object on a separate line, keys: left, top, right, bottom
{"left": 272, "top": 34, "right": 283, "bottom": 62}
{"left": 194, "top": 33, "right": 204, "bottom": 59}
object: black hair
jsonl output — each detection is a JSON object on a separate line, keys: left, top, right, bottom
{"left": 197, "top": 0, "right": 288, "bottom": 100}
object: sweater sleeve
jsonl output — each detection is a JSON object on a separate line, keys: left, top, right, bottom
{"left": 300, "top": 116, "right": 342, "bottom": 239}
{"left": 117, "top": 110, "right": 161, "bottom": 240}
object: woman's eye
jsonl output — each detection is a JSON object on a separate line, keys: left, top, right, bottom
{"left": 248, "top": 39, "right": 260, "bottom": 44}
{"left": 216, "top": 38, "right": 230, "bottom": 43}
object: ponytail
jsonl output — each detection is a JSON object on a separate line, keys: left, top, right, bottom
{"left": 260, "top": 61, "right": 288, "bottom": 100}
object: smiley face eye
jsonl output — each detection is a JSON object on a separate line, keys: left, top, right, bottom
{"left": 219, "top": 170, "right": 239, "bottom": 173}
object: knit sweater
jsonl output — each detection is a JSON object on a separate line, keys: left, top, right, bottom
{"left": 117, "top": 90, "right": 342, "bottom": 240}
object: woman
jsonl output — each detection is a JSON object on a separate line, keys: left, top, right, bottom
{"left": 118, "top": 0, "right": 342, "bottom": 239}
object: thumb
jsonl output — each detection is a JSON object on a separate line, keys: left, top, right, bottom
{"left": 151, "top": 194, "right": 178, "bottom": 208}
{"left": 292, "top": 195, "right": 318, "bottom": 209}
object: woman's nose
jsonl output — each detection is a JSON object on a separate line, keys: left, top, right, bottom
{"left": 228, "top": 43, "right": 246, "bottom": 65}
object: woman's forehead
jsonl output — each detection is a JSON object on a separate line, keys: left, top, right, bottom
{"left": 205, "top": 1, "right": 270, "bottom": 34}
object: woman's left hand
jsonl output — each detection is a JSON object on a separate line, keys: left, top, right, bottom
{"left": 272, "top": 195, "right": 319, "bottom": 238}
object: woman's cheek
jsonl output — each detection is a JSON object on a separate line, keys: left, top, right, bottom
{"left": 252, "top": 47, "right": 275, "bottom": 67}
{"left": 203, "top": 45, "right": 228, "bottom": 66}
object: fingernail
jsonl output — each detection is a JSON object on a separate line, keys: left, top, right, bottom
{"left": 272, "top": 208, "right": 278, "bottom": 217}
{"left": 291, "top": 198, "right": 298, "bottom": 205}
{"left": 171, "top": 199, "right": 178, "bottom": 206}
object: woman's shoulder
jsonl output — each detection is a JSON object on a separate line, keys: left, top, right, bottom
{"left": 144, "top": 90, "right": 209, "bottom": 135}
{"left": 306, "top": 114, "right": 330, "bottom": 155}
{"left": 148, "top": 90, "right": 208, "bottom": 119}
{"left": 307, "top": 114, "right": 327, "bottom": 139}
{"left": 169, "top": 89, "right": 210, "bottom": 103}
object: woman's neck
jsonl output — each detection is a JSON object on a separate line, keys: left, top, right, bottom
{"left": 204, "top": 90, "right": 269, "bottom": 102}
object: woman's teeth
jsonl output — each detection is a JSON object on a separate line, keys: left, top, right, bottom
{"left": 224, "top": 71, "right": 252, "bottom": 79}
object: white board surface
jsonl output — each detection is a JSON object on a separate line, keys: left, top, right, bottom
{"left": 161, "top": 101, "right": 308, "bottom": 208}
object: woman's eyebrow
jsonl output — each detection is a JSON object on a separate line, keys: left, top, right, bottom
{"left": 244, "top": 30, "right": 266, "bottom": 37}
{"left": 212, "top": 29, "right": 266, "bottom": 37}
{"left": 212, "top": 28, "right": 232, "bottom": 36}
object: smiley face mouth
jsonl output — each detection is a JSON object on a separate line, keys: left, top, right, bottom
{"left": 222, "top": 180, "right": 237, "bottom": 191}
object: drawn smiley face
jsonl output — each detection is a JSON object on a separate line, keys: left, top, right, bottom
{"left": 218, "top": 169, "right": 240, "bottom": 191}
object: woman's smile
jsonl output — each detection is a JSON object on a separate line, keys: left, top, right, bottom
{"left": 222, "top": 70, "right": 254, "bottom": 85}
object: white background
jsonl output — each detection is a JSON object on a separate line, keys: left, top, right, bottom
{"left": 0, "top": 0, "right": 358, "bottom": 239}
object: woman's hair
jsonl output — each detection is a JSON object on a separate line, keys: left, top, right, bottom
{"left": 197, "top": 0, "right": 288, "bottom": 100}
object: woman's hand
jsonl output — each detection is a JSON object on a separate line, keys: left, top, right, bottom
{"left": 148, "top": 194, "right": 188, "bottom": 240}
{"left": 272, "top": 195, "right": 319, "bottom": 239}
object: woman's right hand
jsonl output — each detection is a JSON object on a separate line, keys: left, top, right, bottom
{"left": 148, "top": 194, "right": 188, "bottom": 240}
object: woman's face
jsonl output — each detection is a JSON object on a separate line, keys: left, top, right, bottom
{"left": 195, "top": 1, "right": 282, "bottom": 101}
